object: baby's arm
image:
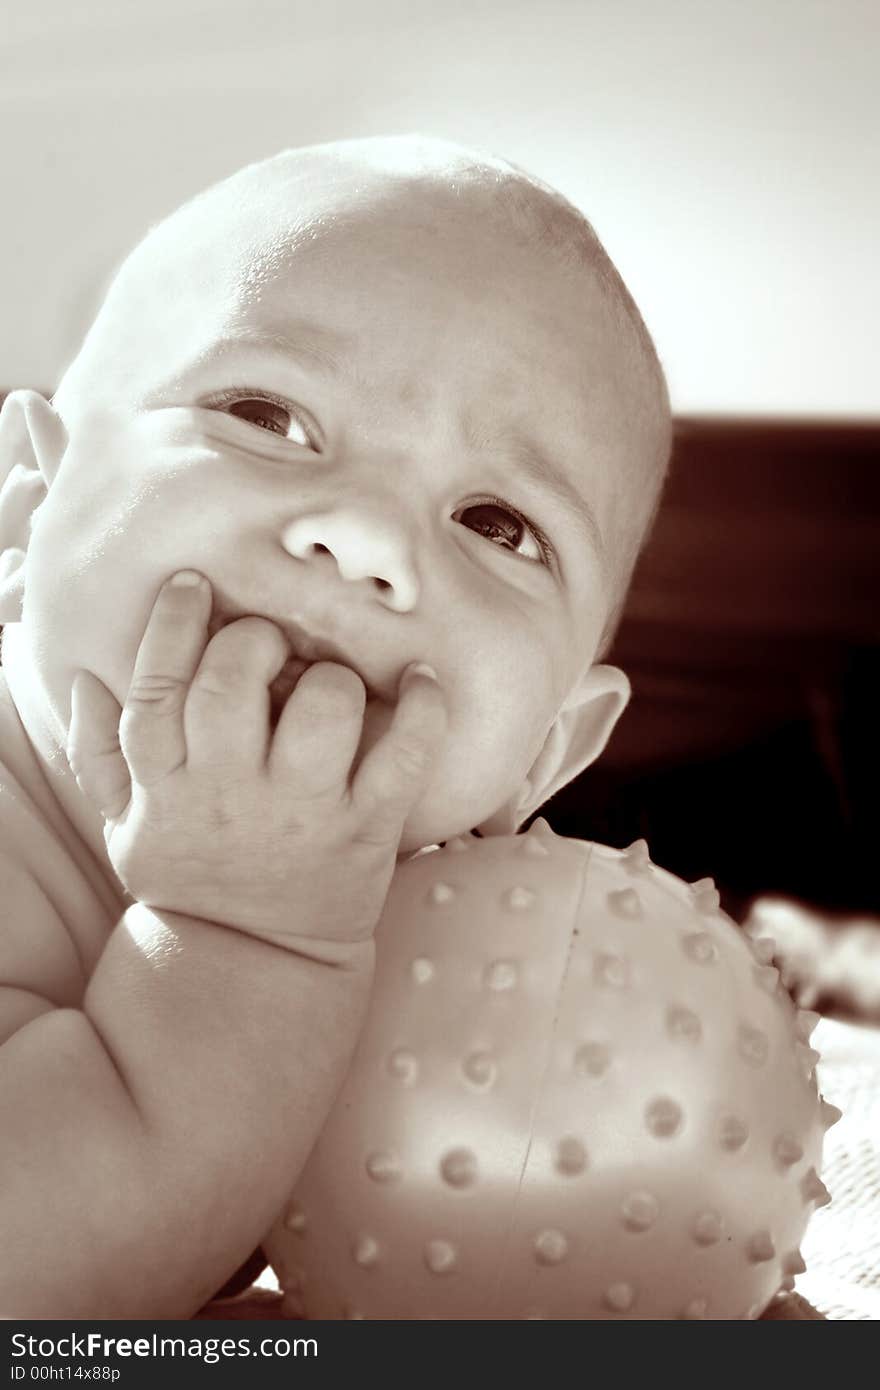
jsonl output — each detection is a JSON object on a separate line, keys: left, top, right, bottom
{"left": 2, "top": 902, "right": 373, "bottom": 1317}
{"left": 0, "top": 574, "right": 445, "bottom": 1318}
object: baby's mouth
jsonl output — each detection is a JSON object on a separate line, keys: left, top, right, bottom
{"left": 206, "top": 607, "right": 379, "bottom": 726}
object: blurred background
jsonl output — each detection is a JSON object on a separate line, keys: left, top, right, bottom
{"left": 3, "top": 0, "right": 878, "bottom": 1015}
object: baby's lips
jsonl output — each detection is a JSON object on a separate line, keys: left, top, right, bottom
{"left": 202, "top": 596, "right": 409, "bottom": 704}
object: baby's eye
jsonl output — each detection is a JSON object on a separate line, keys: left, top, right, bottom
{"left": 457, "top": 498, "right": 552, "bottom": 565}
{"left": 209, "top": 391, "right": 314, "bottom": 447}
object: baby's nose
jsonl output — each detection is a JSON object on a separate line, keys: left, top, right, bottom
{"left": 281, "top": 511, "right": 418, "bottom": 614}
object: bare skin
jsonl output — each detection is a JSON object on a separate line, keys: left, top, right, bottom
{"left": 68, "top": 572, "right": 445, "bottom": 955}
{"left": 0, "top": 138, "right": 666, "bottom": 1317}
{"left": 1, "top": 575, "right": 445, "bottom": 1317}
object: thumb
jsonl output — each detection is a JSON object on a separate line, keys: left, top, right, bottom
{"left": 67, "top": 670, "right": 132, "bottom": 822}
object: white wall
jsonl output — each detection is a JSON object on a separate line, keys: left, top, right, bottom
{"left": 3, "top": 0, "right": 877, "bottom": 416}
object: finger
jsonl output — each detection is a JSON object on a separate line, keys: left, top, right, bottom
{"left": 119, "top": 571, "right": 212, "bottom": 785}
{"left": 268, "top": 661, "right": 367, "bottom": 793}
{"left": 350, "top": 663, "right": 446, "bottom": 844}
{"left": 184, "top": 615, "right": 290, "bottom": 767}
{"left": 67, "top": 670, "right": 131, "bottom": 821}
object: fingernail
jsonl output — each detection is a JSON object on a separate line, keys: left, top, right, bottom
{"left": 406, "top": 661, "right": 438, "bottom": 682}
{"left": 169, "top": 570, "right": 205, "bottom": 588}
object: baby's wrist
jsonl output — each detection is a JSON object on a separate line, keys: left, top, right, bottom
{"left": 124, "top": 902, "right": 376, "bottom": 972}
{"left": 228, "top": 923, "right": 377, "bottom": 971}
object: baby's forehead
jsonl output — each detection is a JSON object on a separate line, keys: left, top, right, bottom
{"left": 135, "top": 175, "right": 513, "bottom": 347}
{"left": 214, "top": 170, "right": 542, "bottom": 299}
{"left": 59, "top": 145, "right": 666, "bottom": 531}
{"left": 101, "top": 178, "right": 588, "bottom": 395}
{"left": 173, "top": 139, "right": 607, "bottom": 308}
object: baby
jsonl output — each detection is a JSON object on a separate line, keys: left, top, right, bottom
{"left": 0, "top": 135, "right": 670, "bottom": 1316}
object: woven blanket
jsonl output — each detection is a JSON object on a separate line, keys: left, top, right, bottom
{"left": 795, "top": 1016, "right": 880, "bottom": 1319}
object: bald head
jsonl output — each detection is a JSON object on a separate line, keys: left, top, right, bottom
{"left": 55, "top": 135, "right": 670, "bottom": 655}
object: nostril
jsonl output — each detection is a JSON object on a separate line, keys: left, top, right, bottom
{"left": 373, "top": 577, "right": 392, "bottom": 592}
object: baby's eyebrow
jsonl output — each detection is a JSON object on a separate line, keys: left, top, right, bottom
{"left": 204, "top": 318, "right": 350, "bottom": 376}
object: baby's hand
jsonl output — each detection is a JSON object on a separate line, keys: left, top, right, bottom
{"left": 66, "top": 572, "right": 446, "bottom": 954}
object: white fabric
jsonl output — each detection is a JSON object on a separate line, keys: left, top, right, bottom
{"left": 797, "top": 1017, "right": 880, "bottom": 1320}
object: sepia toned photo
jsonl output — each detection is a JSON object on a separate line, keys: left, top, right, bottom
{"left": 1, "top": 0, "right": 877, "bottom": 1339}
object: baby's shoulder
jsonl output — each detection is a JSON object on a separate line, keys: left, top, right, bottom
{"left": 0, "top": 685, "right": 107, "bottom": 1011}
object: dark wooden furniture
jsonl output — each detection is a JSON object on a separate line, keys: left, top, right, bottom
{"left": 541, "top": 418, "right": 880, "bottom": 918}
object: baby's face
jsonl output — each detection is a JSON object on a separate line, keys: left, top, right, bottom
{"left": 22, "top": 173, "right": 638, "bottom": 852}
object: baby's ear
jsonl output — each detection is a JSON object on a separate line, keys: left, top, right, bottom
{"left": 0, "top": 391, "right": 68, "bottom": 622}
{"left": 474, "top": 664, "right": 631, "bottom": 837}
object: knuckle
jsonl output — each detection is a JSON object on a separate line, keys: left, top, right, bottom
{"left": 126, "top": 673, "right": 186, "bottom": 709}
{"left": 389, "top": 737, "right": 431, "bottom": 779}
{"left": 351, "top": 816, "right": 395, "bottom": 851}
{"left": 191, "top": 663, "right": 241, "bottom": 697}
